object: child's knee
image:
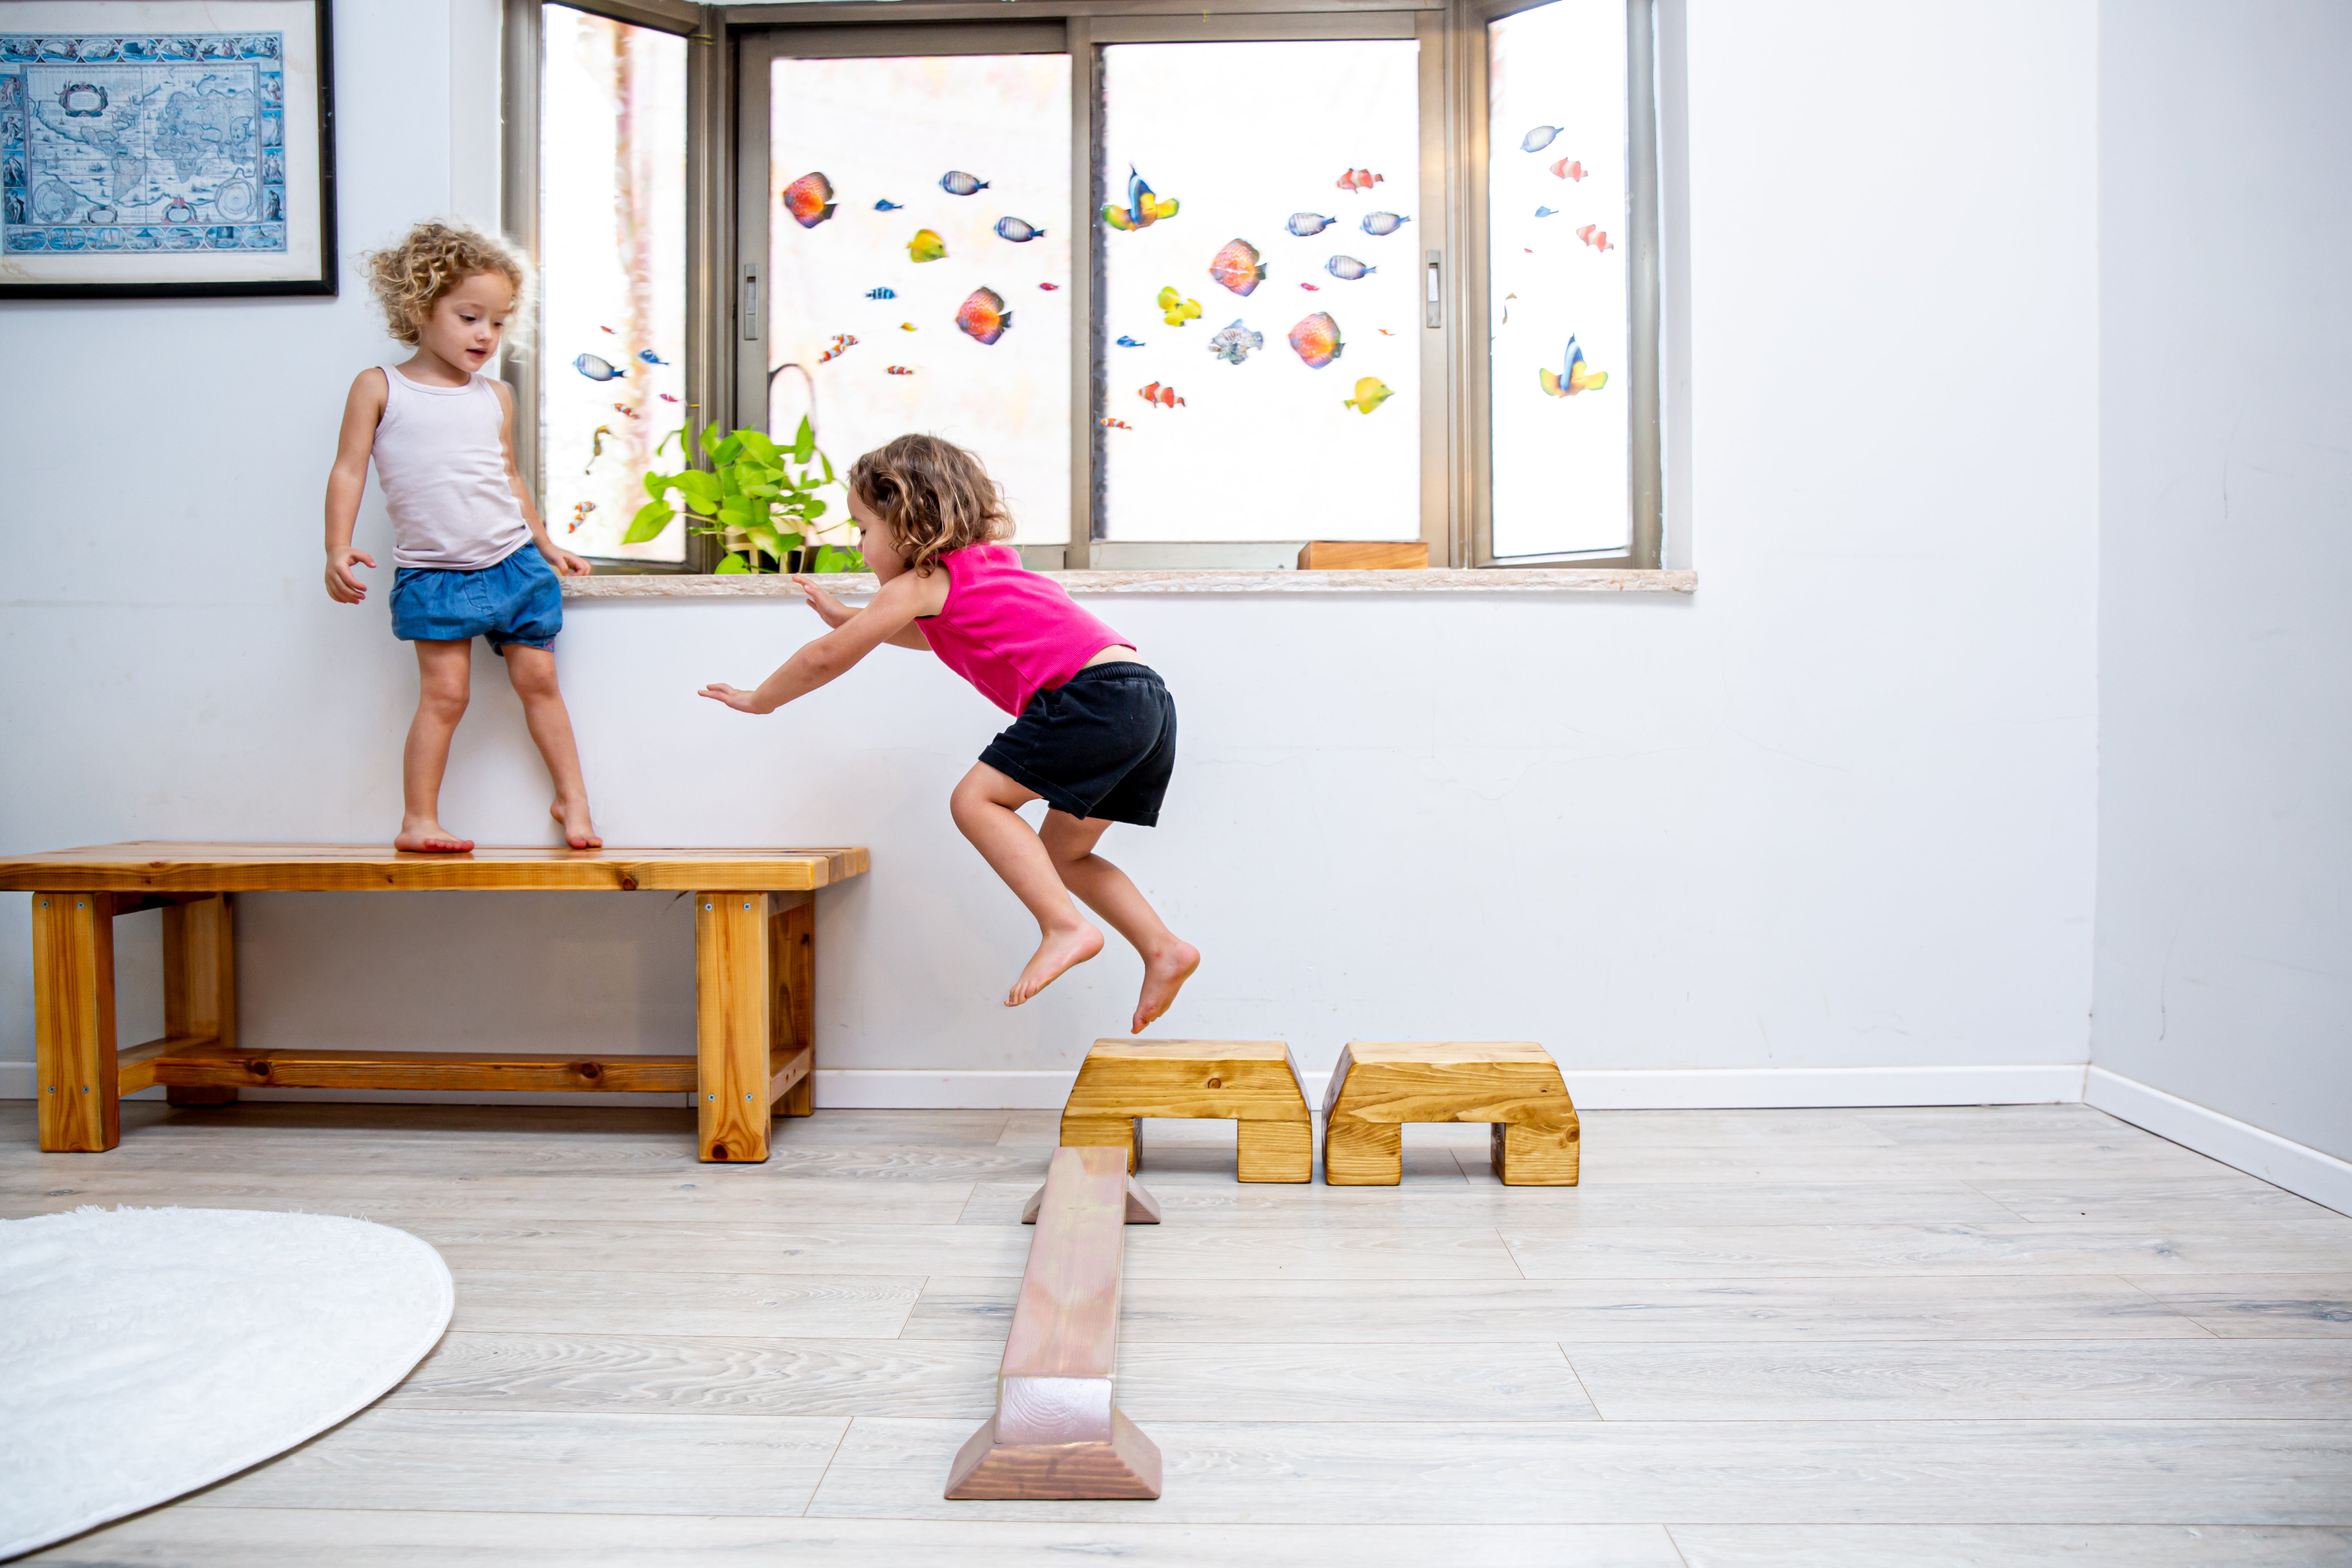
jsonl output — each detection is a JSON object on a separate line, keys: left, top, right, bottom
{"left": 417, "top": 683, "right": 468, "bottom": 723}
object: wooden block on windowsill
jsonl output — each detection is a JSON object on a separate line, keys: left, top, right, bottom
{"left": 1296, "top": 541, "right": 1429, "bottom": 571}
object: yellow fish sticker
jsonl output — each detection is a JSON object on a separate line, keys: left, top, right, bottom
{"left": 906, "top": 227, "right": 947, "bottom": 263}
{"left": 1538, "top": 335, "right": 1608, "bottom": 396}
{"left": 1103, "top": 166, "right": 1180, "bottom": 232}
{"left": 1156, "top": 285, "right": 1203, "bottom": 327}
{"left": 1341, "top": 376, "right": 1392, "bottom": 414}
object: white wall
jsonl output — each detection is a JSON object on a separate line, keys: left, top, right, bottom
{"left": 0, "top": 0, "right": 2101, "bottom": 1105}
{"left": 2091, "top": 0, "right": 2352, "bottom": 1163}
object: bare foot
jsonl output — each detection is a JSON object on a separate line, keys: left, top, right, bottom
{"left": 1131, "top": 939, "right": 1200, "bottom": 1034}
{"left": 1007, "top": 922, "right": 1104, "bottom": 1007}
{"left": 394, "top": 819, "right": 474, "bottom": 853}
{"left": 550, "top": 799, "right": 603, "bottom": 850}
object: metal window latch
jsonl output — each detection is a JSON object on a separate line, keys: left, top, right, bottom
{"left": 742, "top": 262, "right": 761, "bottom": 341}
{"left": 1424, "top": 250, "right": 1441, "bottom": 329}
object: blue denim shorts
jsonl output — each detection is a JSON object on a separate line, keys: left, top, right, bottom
{"left": 390, "top": 546, "right": 562, "bottom": 652}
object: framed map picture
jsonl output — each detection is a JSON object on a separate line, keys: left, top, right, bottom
{"left": 0, "top": 0, "right": 335, "bottom": 297}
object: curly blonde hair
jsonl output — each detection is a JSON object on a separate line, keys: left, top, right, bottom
{"left": 361, "top": 220, "right": 531, "bottom": 346}
{"left": 847, "top": 434, "right": 1015, "bottom": 576}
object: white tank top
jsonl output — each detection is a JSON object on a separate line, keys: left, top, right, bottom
{"left": 372, "top": 366, "right": 532, "bottom": 570}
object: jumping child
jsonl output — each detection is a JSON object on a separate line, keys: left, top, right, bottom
{"left": 323, "top": 221, "right": 601, "bottom": 852}
{"left": 699, "top": 435, "right": 1198, "bottom": 1032}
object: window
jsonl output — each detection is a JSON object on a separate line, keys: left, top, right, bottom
{"left": 510, "top": 0, "right": 1662, "bottom": 572}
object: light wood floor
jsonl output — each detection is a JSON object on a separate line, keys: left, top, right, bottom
{"left": 7, "top": 1100, "right": 2352, "bottom": 1565}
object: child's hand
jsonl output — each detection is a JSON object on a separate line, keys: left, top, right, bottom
{"left": 793, "top": 575, "right": 855, "bottom": 630}
{"left": 549, "top": 546, "right": 594, "bottom": 577}
{"left": 699, "top": 682, "right": 772, "bottom": 715}
{"left": 325, "top": 546, "right": 375, "bottom": 604}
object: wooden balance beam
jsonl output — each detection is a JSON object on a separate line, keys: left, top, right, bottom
{"left": 946, "top": 1145, "right": 1164, "bottom": 1501}
{"left": 0, "top": 843, "right": 868, "bottom": 1162}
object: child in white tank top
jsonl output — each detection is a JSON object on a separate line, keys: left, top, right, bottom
{"left": 324, "top": 222, "right": 601, "bottom": 852}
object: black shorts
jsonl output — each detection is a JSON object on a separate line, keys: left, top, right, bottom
{"left": 979, "top": 662, "right": 1176, "bottom": 826}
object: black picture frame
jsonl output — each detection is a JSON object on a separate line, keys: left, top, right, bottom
{"left": 0, "top": 0, "right": 338, "bottom": 298}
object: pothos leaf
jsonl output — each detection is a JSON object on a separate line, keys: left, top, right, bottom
{"left": 713, "top": 553, "right": 752, "bottom": 574}
{"left": 622, "top": 500, "right": 674, "bottom": 544}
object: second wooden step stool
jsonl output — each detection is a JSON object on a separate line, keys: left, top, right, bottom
{"left": 1058, "top": 1038, "right": 1313, "bottom": 1183}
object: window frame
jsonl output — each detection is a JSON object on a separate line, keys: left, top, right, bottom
{"left": 505, "top": 0, "right": 1664, "bottom": 575}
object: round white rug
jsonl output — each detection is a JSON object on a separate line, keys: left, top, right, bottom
{"left": 0, "top": 1206, "right": 453, "bottom": 1560}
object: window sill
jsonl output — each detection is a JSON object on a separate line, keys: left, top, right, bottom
{"left": 566, "top": 568, "right": 1696, "bottom": 599}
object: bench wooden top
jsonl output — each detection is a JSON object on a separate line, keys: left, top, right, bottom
{"left": 0, "top": 842, "right": 870, "bottom": 894}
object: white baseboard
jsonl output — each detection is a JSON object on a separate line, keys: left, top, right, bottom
{"left": 2087, "top": 1066, "right": 2352, "bottom": 1218}
{"left": 0, "top": 1059, "right": 2087, "bottom": 1113}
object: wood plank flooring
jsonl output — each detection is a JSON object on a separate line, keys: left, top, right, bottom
{"left": 7, "top": 1100, "right": 2352, "bottom": 1564}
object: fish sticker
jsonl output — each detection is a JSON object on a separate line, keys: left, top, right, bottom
{"left": 1378, "top": 328, "right": 1396, "bottom": 336}
{"left": 864, "top": 287, "right": 896, "bottom": 299}
{"left": 1209, "top": 237, "right": 1267, "bottom": 296}
{"left": 1138, "top": 381, "right": 1186, "bottom": 409}
{"left": 1534, "top": 206, "right": 1560, "bottom": 218}
{"left": 1207, "top": 319, "right": 1263, "bottom": 365}
{"left": 1101, "top": 417, "right": 1133, "bottom": 430}
{"left": 886, "top": 365, "right": 915, "bottom": 375}
{"left": 874, "top": 198, "right": 904, "bottom": 211}
{"left": 1550, "top": 158, "right": 1586, "bottom": 181}
{"left": 956, "top": 286, "right": 1012, "bottom": 344}
{"left": 1360, "top": 211, "right": 1410, "bottom": 236}
{"left": 637, "top": 349, "right": 670, "bottom": 365}
{"left": 1288, "top": 311, "right": 1343, "bottom": 368}
{"left": 1575, "top": 223, "right": 1615, "bottom": 252}
{"left": 1287, "top": 212, "right": 1339, "bottom": 237}
{"left": 599, "top": 325, "right": 616, "bottom": 334}
{"left": 1299, "top": 282, "right": 1321, "bottom": 291}
{"left": 817, "top": 333, "right": 858, "bottom": 363}
{"left": 994, "top": 216, "right": 1045, "bottom": 243}
{"left": 1324, "top": 255, "right": 1374, "bottom": 281}
{"left": 584, "top": 425, "right": 612, "bottom": 471}
{"left": 1116, "top": 335, "right": 1147, "bottom": 348}
{"left": 1102, "top": 166, "right": 1179, "bottom": 232}
{"left": 1342, "top": 376, "right": 1392, "bottom": 414}
{"left": 1038, "top": 282, "right": 1061, "bottom": 291}
{"left": 659, "top": 392, "right": 681, "bottom": 403}
{"left": 572, "top": 352, "right": 625, "bottom": 382}
{"left": 900, "top": 322, "right": 917, "bottom": 331}
{"left": 1521, "top": 125, "right": 1562, "bottom": 153}
{"left": 939, "top": 170, "right": 990, "bottom": 196}
{"left": 907, "top": 228, "right": 947, "bottom": 263}
{"left": 612, "top": 403, "right": 639, "bottom": 419}
{"left": 1538, "top": 334, "right": 1608, "bottom": 396}
{"left": 1336, "top": 169, "right": 1383, "bottom": 192}
{"left": 567, "top": 500, "right": 596, "bottom": 533}
{"left": 1501, "top": 291, "right": 1517, "bottom": 324}
{"left": 1157, "top": 286, "right": 1204, "bottom": 327}
{"left": 782, "top": 171, "right": 837, "bottom": 229}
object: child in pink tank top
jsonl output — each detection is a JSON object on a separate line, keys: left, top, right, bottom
{"left": 700, "top": 435, "right": 1199, "bottom": 1032}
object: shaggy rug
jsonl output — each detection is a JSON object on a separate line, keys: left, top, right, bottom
{"left": 0, "top": 1206, "right": 453, "bottom": 1560}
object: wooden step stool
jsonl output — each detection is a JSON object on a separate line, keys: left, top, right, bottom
{"left": 1321, "top": 1041, "right": 1579, "bottom": 1186}
{"left": 1059, "top": 1039, "right": 1313, "bottom": 1183}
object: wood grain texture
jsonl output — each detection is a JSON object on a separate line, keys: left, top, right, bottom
{"left": 32, "top": 891, "right": 116, "bottom": 1152}
{"left": 948, "top": 1146, "right": 1162, "bottom": 1500}
{"left": 773, "top": 894, "right": 815, "bottom": 1116}
{"left": 2125, "top": 1275, "right": 2352, "bottom": 1338}
{"left": 161, "top": 892, "right": 237, "bottom": 1106}
{"left": 448, "top": 1268, "right": 922, "bottom": 1337}
{"left": 1564, "top": 1341, "right": 2352, "bottom": 1420}
{"left": 1060, "top": 1039, "right": 1313, "bottom": 1183}
{"left": 22, "top": 1512, "right": 1688, "bottom": 1567}
{"left": 1323, "top": 1042, "right": 1579, "bottom": 1186}
{"left": 696, "top": 892, "right": 773, "bottom": 1163}
{"left": 1667, "top": 1524, "right": 2352, "bottom": 1567}
{"left": 138, "top": 1044, "right": 699, "bottom": 1094}
{"left": 1296, "top": 541, "right": 1430, "bottom": 570}
{"left": 0, "top": 842, "right": 870, "bottom": 893}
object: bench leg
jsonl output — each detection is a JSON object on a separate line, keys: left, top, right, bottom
{"left": 1236, "top": 1118, "right": 1313, "bottom": 1183}
{"left": 1491, "top": 1120, "right": 1581, "bottom": 1185}
{"left": 695, "top": 892, "right": 772, "bottom": 1163}
{"left": 1322, "top": 1115, "right": 1402, "bottom": 1185}
{"left": 163, "top": 893, "right": 238, "bottom": 1108}
{"left": 35, "top": 893, "right": 119, "bottom": 1153}
{"left": 772, "top": 893, "right": 815, "bottom": 1118}
{"left": 1060, "top": 1113, "right": 1140, "bottom": 1174}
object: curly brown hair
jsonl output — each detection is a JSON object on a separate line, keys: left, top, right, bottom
{"left": 847, "top": 434, "right": 1015, "bottom": 576}
{"left": 361, "top": 220, "right": 531, "bottom": 347}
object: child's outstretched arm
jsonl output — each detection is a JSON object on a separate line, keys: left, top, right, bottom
{"left": 323, "top": 369, "right": 388, "bottom": 603}
{"left": 700, "top": 566, "right": 948, "bottom": 714}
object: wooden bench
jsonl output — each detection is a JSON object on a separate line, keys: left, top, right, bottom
{"left": 0, "top": 842, "right": 868, "bottom": 1163}
{"left": 1321, "top": 1041, "right": 1580, "bottom": 1186}
{"left": 947, "top": 1144, "right": 1162, "bottom": 1501}
{"left": 1058, "top": 1038, "right": 1314, "bottom": 1183}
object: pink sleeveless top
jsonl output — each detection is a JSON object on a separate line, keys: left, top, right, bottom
{"left": 918, "top": 543, "right": 1132, "bottom": 715}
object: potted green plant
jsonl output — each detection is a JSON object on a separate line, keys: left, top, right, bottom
{"left": 626, "top": 417, "right": 865, "bottom": 573}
